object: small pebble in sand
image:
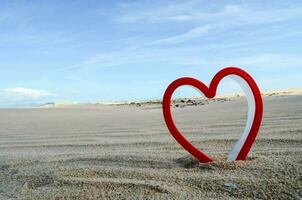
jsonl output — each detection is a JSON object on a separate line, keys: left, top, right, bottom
{"left": 224, "top": 183, "right": 237, "bottom": 190}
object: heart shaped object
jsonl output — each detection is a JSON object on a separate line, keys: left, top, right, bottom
{"left": 162, "top": 67, "right": 263, "bottom": 163}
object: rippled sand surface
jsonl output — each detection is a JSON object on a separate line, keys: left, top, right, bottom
{"left": 0, "top": 95, "right": 301, "bottom": 199}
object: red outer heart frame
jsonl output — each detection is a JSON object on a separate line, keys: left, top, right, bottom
{"left": 162, "top": 67, "right": 263, "bottom": 163}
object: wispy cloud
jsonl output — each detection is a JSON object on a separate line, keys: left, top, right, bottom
{"left": 0, "top": 32, "right": 76, "bottom": 46}
{"left": 116, "top": 2, "right": 302, "bottom": 25}
{"left": 61, "top": 45, "right": 302, "bottom": 74}
{"left": 115, "top": 1, "right": 198, "bottom": 23}
{"left": 64, "top": 46, "right": 214, "bottom": 70}
{"left": 114, "top": 2, "right": 302, "bottom": 47}
{"left": 10, "top": 1, "right": 302, "bottom": 73}
{"left": 149, "top": 25, "right": 218, "bottom": 45}
{"left": 230, "top": 54, "right": 302, "bottom": 68}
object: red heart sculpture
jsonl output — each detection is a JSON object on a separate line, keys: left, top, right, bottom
{"left": 162, "top": 67, "right": 263, "bottom": 163}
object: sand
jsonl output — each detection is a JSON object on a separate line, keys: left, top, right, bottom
{"left": 0, "top": 94, "right": 301, "bottom": 199}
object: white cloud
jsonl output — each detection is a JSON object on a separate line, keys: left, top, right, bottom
{"left": 3, "top": 87, "right": 55, "bottom": 99}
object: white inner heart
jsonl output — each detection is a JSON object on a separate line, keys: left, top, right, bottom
{"left": 227, "top": 75, "right": 255, "bottom": 161}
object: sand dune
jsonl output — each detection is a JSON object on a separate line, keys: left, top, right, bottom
{"left": 0, "top": 94, "right": 301, "bottom": 199}
{"left": 39, "top": 88, "right": 302, "bottom": 108}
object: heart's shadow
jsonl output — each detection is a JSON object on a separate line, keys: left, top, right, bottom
{"left": 175, "top": 154, "right": 267, "bottom": 169}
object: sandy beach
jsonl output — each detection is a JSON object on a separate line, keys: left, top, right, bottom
{"left": 0, "top": 94, "right": 301, "bottom": 199}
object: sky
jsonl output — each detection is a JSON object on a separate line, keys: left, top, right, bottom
{"left": 0, "top": 0, "right": 302, "bottom": 107}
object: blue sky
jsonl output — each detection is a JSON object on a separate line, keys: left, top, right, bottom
{"left": 0, "top": 0, "right": 302, "bottom": 107}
